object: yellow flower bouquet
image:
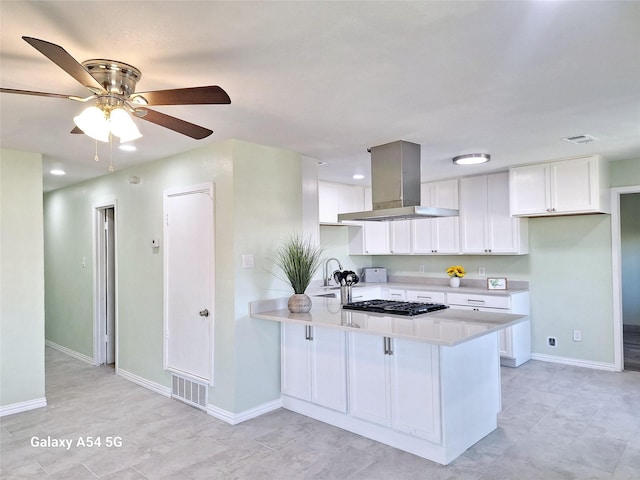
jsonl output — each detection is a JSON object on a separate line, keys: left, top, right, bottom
{"left": 446, "top": 265, "right": 466, "bottom": 278}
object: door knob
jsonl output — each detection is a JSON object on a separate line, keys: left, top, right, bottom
{"left": 199, "top": 309, "right": 209, "bottom": 317}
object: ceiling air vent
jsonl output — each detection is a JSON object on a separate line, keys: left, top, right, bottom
{"left": 563, "top": 134, "right": 599, "bottom": 144}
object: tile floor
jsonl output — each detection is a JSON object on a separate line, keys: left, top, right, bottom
{"left": 1, "top": 347, "right": 640, "bottom": 479}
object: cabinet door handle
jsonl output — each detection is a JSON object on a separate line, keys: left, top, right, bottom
{"left": 383, "top": 337, "right": 394, "bottom": 355}
{"left": 305, "top": 325, "right": 313, "bottom": 341}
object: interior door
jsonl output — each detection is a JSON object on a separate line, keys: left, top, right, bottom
{"left": 105, "top": 208, "right": 116, "bottom": 364}
{"left": 164, "top": 183, "right": 214, "bottom": 384}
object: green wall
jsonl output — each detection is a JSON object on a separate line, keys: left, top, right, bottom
{"left": 611, "top": 158, "right": 640, "bottom": 187}
{"left": 1, "top": 150, "right": 46, "bottom": 408}
{"left": 43, "top": 139, "right": 305, "bottom": 414}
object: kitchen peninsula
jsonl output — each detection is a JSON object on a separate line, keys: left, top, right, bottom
{"left": 251, "top": 297, "right": 528, "bottom": 465}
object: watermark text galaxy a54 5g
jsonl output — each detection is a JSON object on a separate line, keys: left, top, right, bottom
{"left": 30, "top": 435, "right": 123, "bottom": 450}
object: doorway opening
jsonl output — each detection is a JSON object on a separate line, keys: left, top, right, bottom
{"left": 611, "top": 187, "right": 640, "bottom": 371}
{"left": 94, "top": 202, "right": 117, "bottom": 367}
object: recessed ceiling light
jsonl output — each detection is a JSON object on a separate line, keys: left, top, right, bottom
{"left": 50, "top": 169, "right": 66, "bottom": 175}
{"left": 452, "top": 153, "right": 491, "bottom": 165}
{"left": 353, "top": 174, "right": 365, "bottom": 180}
{"left": 119, "top": 144, "right": 137, "bottom": 152}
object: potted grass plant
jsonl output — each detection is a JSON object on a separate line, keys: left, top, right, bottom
{"left": 273, "top": 234, "right": 323, "bottom": 313}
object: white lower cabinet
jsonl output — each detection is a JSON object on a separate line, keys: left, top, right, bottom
{"left": 281, "top": 323, "right": 347, "bottom": 412}
{"left": 446, "top": 291, "right": 530, "bottom": 367}
{"left": 406, "top": 289, "right": 446, "bottom": 304}
{"left": 381, "top": 288, "right": 406, "bottom": 301}
{"left": 350, "top": 286, "right": 381, "bottom": 302}
{"left": 348, "top": 332, "right": 441, "bottom": 442}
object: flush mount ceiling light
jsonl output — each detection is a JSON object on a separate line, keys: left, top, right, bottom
{"left": 353, "top": 174, "right": 365, "bottom": 180}
{"left": 50, "top": 169, "right": 66, "bottom": 175}
{"left": 452, "top": 153, "right": 491, "bottom": 165}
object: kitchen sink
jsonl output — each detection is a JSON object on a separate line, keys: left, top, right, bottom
{"left": 311, "top": 284, "right": 362, "bottom": 298}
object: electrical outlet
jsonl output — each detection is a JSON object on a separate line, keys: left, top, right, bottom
{"left": 573, "top": 330, "right": 582, "bottom": 342}
{"left": 478, "top": 267, "right": 486, "bottom": 277}
{"left": 419, "top": 265, "right": 425, "bottom": 273}
{"left": 547, "top": 336, "right": 557, "bottom": 348}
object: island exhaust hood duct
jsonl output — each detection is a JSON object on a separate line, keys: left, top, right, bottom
{"left": 337, "top": 140, "right": 459, "bottom": 222}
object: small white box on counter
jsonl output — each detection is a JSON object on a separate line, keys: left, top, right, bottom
{"left": 362, "top": 268, "right": 387, "bottom": 283}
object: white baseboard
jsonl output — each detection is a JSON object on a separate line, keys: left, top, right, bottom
{"left": 117, "top": 368, "right": 172, "bottom": 398}
{"left": 45, "top": 340, "right": 95, "bottom": 365}
{"left": 531, "top": 353, "right": 617, "bottom": 371}
{"left": 0, "top": 397, "right": 47, "bottom": 417}
{"left": 207, "top": 398, "right": 282, "bottom": 425}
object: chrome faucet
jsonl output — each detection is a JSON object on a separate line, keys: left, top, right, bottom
{"left": 323, "top": 257, "right": 343, "bottom": 286}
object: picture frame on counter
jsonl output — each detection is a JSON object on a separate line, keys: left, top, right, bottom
{"left": 487, "top": 277, "right": 507, "bottom": 290}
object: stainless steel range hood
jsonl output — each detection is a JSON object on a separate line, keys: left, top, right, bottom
{"left": 338, "top": 140, "right": 459, "bottom": 222}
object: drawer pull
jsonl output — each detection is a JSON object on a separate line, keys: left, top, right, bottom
{"left": 468, "top": 299, "right": 485, "bottom": 304}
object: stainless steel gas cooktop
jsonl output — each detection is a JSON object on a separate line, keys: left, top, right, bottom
{"left": 342, "top": 299, "right": 449, "bottom": 316}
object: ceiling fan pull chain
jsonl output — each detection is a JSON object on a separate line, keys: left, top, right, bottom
{"left": 94, "top": 139, "right": 99, "bottom": 163}
{"left": 108, "top": 134, "right": 114, "bottom": 172}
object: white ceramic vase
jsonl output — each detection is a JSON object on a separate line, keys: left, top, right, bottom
{"left": 449, "top": 276, "right": 461, "bottom": 288}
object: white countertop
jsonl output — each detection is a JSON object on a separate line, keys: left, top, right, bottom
{"left": 251, "top": 297, "right": 528, "bottom": 347}
{"left": 307, "top": 278, "right": 529, "bottom": 298}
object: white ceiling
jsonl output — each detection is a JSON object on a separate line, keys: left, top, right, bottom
{"left": 1, "top": 1, "right": 639, "bottom": 192}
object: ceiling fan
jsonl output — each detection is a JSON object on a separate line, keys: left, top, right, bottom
{"left": 1, "top": 36, "right": 231, "bottom": 142}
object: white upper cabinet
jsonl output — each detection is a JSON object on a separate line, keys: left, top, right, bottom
{"left": 318, "top": 181, "right": 365, "bottom": 223}
{"left": 509, "top": 155, "right": 610, "bottom": 216}
{"left": 349, "top": 220, "right": 390, "bottom": 254}
{"left": 348, "top": 187, "right": 391, "bottom": 254}
{"left": 389, "top": 221, "right": 412, "bottom": 254}
{"left": 460, "top": 172, "right": 528, "bottom": 254}
{"left": 412, "top": 179, "right": 460, "bottom": 254}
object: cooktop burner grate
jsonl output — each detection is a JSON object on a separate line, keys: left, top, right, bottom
{"left": 342, "top": 299, "right": 449, "bottom": 316}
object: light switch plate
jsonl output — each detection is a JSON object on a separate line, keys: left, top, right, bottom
{"left": 242, "top": 254, "right": 255, "bottom": 269}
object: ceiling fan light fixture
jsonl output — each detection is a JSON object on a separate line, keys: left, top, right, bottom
{"left": 110, "top": 107, "right": 142, "bottom": 142}
{"left": 74, "top": 106, "right": 110, "bottom": 142}
{"left": 452, "top": 153, "right": 491, "bottom": 165}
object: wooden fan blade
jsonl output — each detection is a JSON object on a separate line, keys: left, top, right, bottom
{"left": 136, "top": 108, "right": 213, "bottom": 139}
{"left": 0, "top": 87, "right": 74, "bottom": 99}
{"left": 71, "top": 126, "right": 83, "bottom": 134}
{"left": 133, "top": 86, "right": 231, "bottom": 106}
{"left": 22, "top": 36, "right": 106, "bottom": 94}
